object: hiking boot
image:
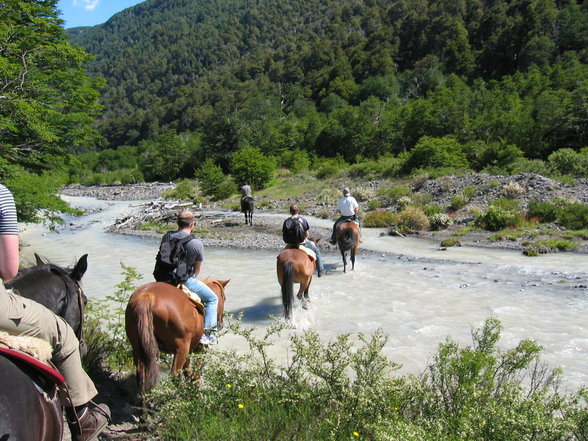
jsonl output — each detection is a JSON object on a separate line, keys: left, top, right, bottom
{"left": 329, "top": 239, "right": 336, "bottom": 245}
{"left": 69, "top": 402, "right": 111, "bottom": 441}
{"left": 200, "top": 333, "right": 218, "bottom": 345}
{"left": 318, "top": 269, "right": 326, "bottom": 278}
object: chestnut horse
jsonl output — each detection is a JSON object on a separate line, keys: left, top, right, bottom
{"left": 125, "top": 279, "right": 228, "bottom": 394}
{"left": 276, "top": 248, "right": 315, "bottom": 320}
{"left": 241, "top": 196, "right": 254, "bottom": 225}
{"left": 336, "top": 221, "right": 360, "bottom": 273}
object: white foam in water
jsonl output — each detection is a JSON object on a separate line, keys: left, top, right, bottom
{"left": 19, "top": 195, "right": 588, "bottom": 392}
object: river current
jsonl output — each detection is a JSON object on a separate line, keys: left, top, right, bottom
{"left": 19, "top": 196, "right": 588, "bottom": 392}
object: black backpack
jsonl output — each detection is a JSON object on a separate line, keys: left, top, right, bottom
{"left": 153, "top": 232, "right": 195, "bottom": 285}
{"left": 282, "top": 217, "right": 306, "bottom": 244}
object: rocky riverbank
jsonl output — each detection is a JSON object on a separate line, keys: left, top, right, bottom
{"left": 61, "top": 172, "right": 588, "bottom": 254}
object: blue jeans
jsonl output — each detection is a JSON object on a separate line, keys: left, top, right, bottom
{"left": 184, "top": 277, "right": 218, "bottom": 330}
{"left": 303, "top": 240, "right": 324, "bottom": 273}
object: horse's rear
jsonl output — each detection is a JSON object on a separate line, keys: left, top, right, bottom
{"left": 276, "top": 248, "right": 315, "bottom": 320}
{"left": 125, "top": 279, "right": 229, "bottom": 394}
{"left": 336, "top": 221, "right": 360, "bottom": 273}
{"left": 241, "top": 196, "right": 254, "bottom": 225}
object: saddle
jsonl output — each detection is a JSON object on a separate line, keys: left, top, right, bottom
{"left": 179, "top": 284, "right": 205, "bottom": 316}
{"left": 0, "top": 338, "right": 65, "bottom": 386}
{"left": 284, "top": 244, "right": 316, "bottom": 261}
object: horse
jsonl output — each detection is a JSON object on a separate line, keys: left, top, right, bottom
{"left": 125, "top": 278, "right": 229, "bottom": 394}
{"left": 1, "top": 254, "right": 89, "bottom": 441}
{"left": 336, "top": 221, "right": 360, "bottom": 273}
{"left": 241, "top": 196, "right": 254, "bottom": 225}
{"left": 276, "top": 247, "right": 315, "bottom": 320}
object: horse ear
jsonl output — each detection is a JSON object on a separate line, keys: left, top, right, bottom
{"left": 34, "top": 253, "right": 46, "bottom": 266}
{"left": 70, "top": 254, "right": 88, "bottom": 282}
{"left": 219, "top": 279, "right": 230, "bottom": 287}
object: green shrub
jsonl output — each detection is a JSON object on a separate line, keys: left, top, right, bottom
{"left": 404, "top": 136, "right": 469, "bottom": 173}
{"left": 378, "top": 185, "right": 412, "bottom": 201}
{"left": 422, "top": 204, "right": 444, "bottom": 216}
{"left": 440, "top": 237, "right": 461, "bottom": 247}
{"left": 197, "top": 158, "right": 225, "bottom": 196}
{"left": 490, "top": 198, "right": 521, "bottom": 213}
{"left": 161, "top": 179, "right": 198, "bottom": 200}
{"left": 450, "top": 193, "right": 469, "bottom": 210}
{"left": 429, "top": 213, "right": 453, "bottom": 231}
{"left": 368, "top": 200, "right": 381, "bottom": 210}
{"left": 527, "top": 201, "right": 559, "bottom": 223}
{"left": 502, "top": 181, "right": 524, "bottom": 199}
{"left": 548, "top": 148, "right": 588, "bottom": 177}
{"left": 475, "top": 206, "right": 521, "bottom": 231}
{"left": 363, "top": 209, "right": 398, "bottom": 227}
{"left": 230, "top": 146, "right": 276, "bottom": 190}
{"left": 534, "top": 239, "right": 577, "bottom": 251}
{"left": 398, "top": 206, "right": 430, "bottom": 231}
{"left": 279, "top": 150, "right": 310, "bottom": 174}
{"left": 557, "top": 203, "right": 588, "bottom": 230}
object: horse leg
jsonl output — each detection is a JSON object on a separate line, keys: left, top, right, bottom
{"left": 351, "top": 248, "right": 356, "bottom": 271}
{"left": 341, "top": 250, "right": 348, "bottom": 274}
{"left": 171, "top": 340, "right": 191, "bottom": 376}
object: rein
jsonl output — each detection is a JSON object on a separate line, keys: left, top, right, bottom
{"left": 52, "top": 267, "right": 86, "bottom": 346}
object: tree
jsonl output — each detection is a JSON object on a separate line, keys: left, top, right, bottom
{"left": 230, "top": 146, "right": 276, "bottom": 190}
{"left": 0, "top": 0, "right": 103, "bottom": 174}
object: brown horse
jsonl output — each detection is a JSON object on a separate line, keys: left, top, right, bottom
{"left": 276, "top": 248, "right": 315, "bottom": 320}
{"left": 125, "top": 279, "right": 229, "bottom": 394}
{"left": 336, "top": 221, "right": 360, "bottom": 273}
{"left": 240, "top": 196, "right": 254, "bottom": 225}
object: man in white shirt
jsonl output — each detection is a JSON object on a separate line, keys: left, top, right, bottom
{"left": 329, "top": 188, "right": 360, "bottom": 244}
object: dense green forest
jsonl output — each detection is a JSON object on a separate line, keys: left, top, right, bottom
{"left": 64, "top": 0, "right": 588, "bottom": 183}
{"left": 2, "top": 0, "right": 588, "bottom": 219}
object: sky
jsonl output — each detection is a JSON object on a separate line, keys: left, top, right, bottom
{"left": 57, "top": 0, "right": 145, "bottom": 28}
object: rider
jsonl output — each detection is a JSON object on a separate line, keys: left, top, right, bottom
{"left": 329, "top": 187, "right": 360, "bottom": 245}
{"left": 241, "top": 182, "right": 252, "bottom": 198}
{"left": 284, "top": 204, "right": 325, "bottom": 277}
{"left": 161, "top": 210, "right": 219, "bottom": 345}
{"left": 0, "top": 183, "right": 110, "bottom": 441}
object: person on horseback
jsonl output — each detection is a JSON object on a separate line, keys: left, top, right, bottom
{"left": 283, "top": 204, "right": 325, "bottom": 277}
{"left": 160, "top": 210, "right": 219, "bottom": 345}
{"left": 329, "top": 187, "right": 360, "bottom": 244}
{"left": 0, "top": 183, "right": 110, "bottom": 441}
{"left": 241, "top": 182, "right": 252, "bottom": 198}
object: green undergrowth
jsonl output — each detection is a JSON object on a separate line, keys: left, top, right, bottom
{"left": 139, "top": 317, "right": 588, "bottom": 441}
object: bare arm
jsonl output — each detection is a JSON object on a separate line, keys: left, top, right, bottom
{"left": 0, "top": 234, "right": 19, "bottom": 281}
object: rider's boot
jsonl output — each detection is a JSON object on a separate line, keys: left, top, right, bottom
{"left": 67, "top": 401, "right": 111, "bottom": 441}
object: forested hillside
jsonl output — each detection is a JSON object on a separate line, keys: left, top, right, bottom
{"left": 67, "top": 0, "right": 588, "bottom": 182}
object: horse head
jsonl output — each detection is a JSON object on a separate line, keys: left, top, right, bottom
{"left": 7, "top": 254, "right": 89, "bottom": 356}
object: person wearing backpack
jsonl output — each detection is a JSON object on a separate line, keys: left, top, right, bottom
{"left": 282, "top": 204, "right": 325, "bottom": 277}
{"left": 154, "top": 210, "right": 219, "bottom": 345}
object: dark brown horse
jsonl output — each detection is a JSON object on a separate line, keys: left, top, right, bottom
{"left": 241, "top": 196, "right": 254, "bottom": 225}
{"left": 276, "top": 248, "right": 315, "bottom": 320}
{"left": 125, "top": 279, "right": 229, "bottom": 394}
{"left": 336, "top": 221, "right": 360, "bottom": 273}
{"left": 1, "top": 254, "right": 89, "bottom": 441}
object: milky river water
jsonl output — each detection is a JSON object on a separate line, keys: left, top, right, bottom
{"left": 19, "top": 196, "right": 588, "bottom": 392}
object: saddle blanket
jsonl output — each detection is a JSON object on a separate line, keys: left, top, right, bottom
{"left": 284, "top": 244, "right": 316, "bottom": 261}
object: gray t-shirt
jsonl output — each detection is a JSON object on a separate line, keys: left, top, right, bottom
{"left": 170, "top": 230, "right": 204, "bottom": 269}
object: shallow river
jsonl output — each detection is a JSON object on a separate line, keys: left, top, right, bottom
{"left": 19, "top": 196, "right": 588, "bottom": 392}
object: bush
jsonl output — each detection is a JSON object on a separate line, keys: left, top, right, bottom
{"left": 502, "top": 181, "right": 524, "bottom": 199}
{"left": 368, "top": 200, "right": 381, "bottom": 210}
{"left": 353, "top": 185, "right": 377, "bottom": 202}
{"left": 197, "top": 158, "right": 225, "bottom": 196}
{"left": 230, "top": 146, "right": 276, "bottom": 190}
{"left": 450, "top": 194, "right": 469, "bottom": 210}
{"left": 403, "top": 136, "right": 469, "bottom": 173}
{"left": 429, "top": 213, "right": 453, "bottom": 231}
{"left": 475, "top": 206, "right": 521, "bottom": 231}
{"left": 378, "top": 185, "right": 412, "bottom": 201}
{"left": 161, "top": 179, "right": 198, "bottom": 200}
{"left": 527, "top": 201, "right": 559, "bottom": 223}
{"left": 548, "top": 148, "right": 588, "bottom": 177}
{"left": 363, "top": 209, "right": 398, "bottom": 227}
{"left": 398, "top": 206, "right": 430, "bottom": 231}
{"left": 557, "top": 203, "right": 588, "bottom": 230}
{"left": 279, "top": 150, "right": 310, "bottom": 174}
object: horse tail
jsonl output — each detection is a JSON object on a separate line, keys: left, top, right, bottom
{"left": 126, "top": 293, "right": 160, "bottom": 393}
{"left": 340, "top": 227, "right": 357, "bottom": 250}
{"left": 281, "top": 261, "right": 295, "bottom": 320}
